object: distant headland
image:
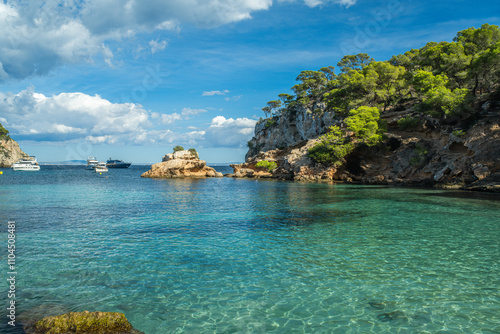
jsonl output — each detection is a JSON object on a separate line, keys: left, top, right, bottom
{"left": 232, "top": 24, "right": 500, "bottom": 192}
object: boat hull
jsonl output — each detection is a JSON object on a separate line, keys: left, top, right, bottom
{"left": 12, "top": 165, "right": 40, "bottom": 171}
{"left": 106, "top": 163, "right": 131, "bottom": 168}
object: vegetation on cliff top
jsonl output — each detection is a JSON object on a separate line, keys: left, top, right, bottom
{"left": 256, "top": 24, "right": 500, "bottom": 165}
{"left": 0, "top": 123, "right": 10, "bottom": 140}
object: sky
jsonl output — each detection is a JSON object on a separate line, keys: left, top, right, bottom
{"left": 0, "top": 0, "right": 499, "bottom": 164}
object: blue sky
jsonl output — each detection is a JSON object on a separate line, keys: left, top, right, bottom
{"left": 0, "top": 0, "right": 499, "bottom": 163}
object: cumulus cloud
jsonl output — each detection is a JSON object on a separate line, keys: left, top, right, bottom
{"left": 0, "top": 0, "right": 272, "bottom": 80}
{"left": 81, "top": 0, "right": 274, "bottom": 32}
{"left": 0, "top": 2, "right": 111, "bottom": 80}
{"left": 0, "top": 88, "right": 255, "bottom": 147}
{"left": 0, "top": 88, "right": 151, "bottom": 143}
{"left": 204, "top": 116, "right": 256, "bottom": 147}
{"left": 0, "top": 0, "right": 357, "bottom": 80}
{"left": 161, "top": 113, "right": 183, "bottom": 124}
{"left": 202, "top": 90, "right": 230, "bottom": 96}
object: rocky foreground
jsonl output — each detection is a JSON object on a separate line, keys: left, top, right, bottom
{"left": 233, "top": 102, "right": 500, "bottom": 192}
{"left": 23, "top": 310, "right": 143, "bottom": 334}
{"left": 141, "top": 150, "right": 223, "bottom": 178}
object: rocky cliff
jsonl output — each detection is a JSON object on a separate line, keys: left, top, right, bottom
{"left": 0, "top": 136, "right": 28, "bottom": 168}
{"left": 234, "top": 101, "right": 500, "bottom": 192}
{"left": 141, "top": 150, "right": 223, "bottom": 178}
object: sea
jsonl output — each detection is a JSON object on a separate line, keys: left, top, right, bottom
{"left": 0, "top": 165, "right": 499, "bottom": 333}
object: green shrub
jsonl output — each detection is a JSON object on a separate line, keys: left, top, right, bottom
{"left": 452, "top": 130, "right": 466, "bottom": 137}
{"left": 413, "top": 70, "right": 469, "bottom": 116}
{"left": 255, "top": 160, "right": 278, "bottom": 172}
{"left": 188, "top": 148, "right": 199, "bottom": 158}
{"left": 345, "top": 106, "right": 384, "bottom": 146}
{"left": 410, "top": 143, "right": 428, "bottom": 166}
{"left": 0, "top": 123, "right": 9, "bottom": 140}
{"left": 265, "top": 118, "right": 277, "bottom": 128}
{"left": 173, "top": 145, "right": 184, "bottom": 152}
{"left": 397, "top": 116, "right": 421, "bottom": 130}
{"left": 308, "top": 126, "right": 354, "bottom": 166}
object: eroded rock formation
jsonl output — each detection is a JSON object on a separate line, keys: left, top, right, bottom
{"left": 234, "top": 103, "right": 500, "bottom": 192}
{"left": 141, "top": 150, "right": 223, "bottom": 178}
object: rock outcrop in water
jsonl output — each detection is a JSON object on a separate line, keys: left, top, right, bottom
{"left": 24, "top": 311, "right": 144, "bottom": 334}
{"left": 235, "top": 102, "right": 500, "bottom": 192}
{"left": 0, "top": 124, "right": 28, "bottom": 167}
{"left": 141, "top": 150, "right": 223, "bottom": 178}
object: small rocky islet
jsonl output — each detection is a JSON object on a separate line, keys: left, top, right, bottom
{"left": 140, "top": 148, "right": 223, "bottom": 178}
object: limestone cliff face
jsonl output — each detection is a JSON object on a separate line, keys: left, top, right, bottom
{"left": 141, "top": 150, "right": 223, "bottom": 178}
{"left": 246, "top": 104, "right": 338, "bottom": 160}
{"left": 237, "top": 102, "right": 500, "bottom": 192}
{"left": 0, "top": 137, "right": 28, "bottom": 168}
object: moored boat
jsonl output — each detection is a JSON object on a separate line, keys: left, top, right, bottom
{"left": 106, "top": 158, "right": 131, "bottom": 168}
{"left": 94, "top": 162, "right": 108, "bottom": 173}
{"left": 86, "top": 157, "right": 98, "bottom": 170}
{"left": 12, "top": 156, "right": 40, "bottom": 171}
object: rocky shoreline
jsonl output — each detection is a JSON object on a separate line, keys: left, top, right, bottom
{"left": 230, "top": 104, "right": 500, "bottom": 193}
{"left": 0, "top": 137, "right": 28, "bottom": 168}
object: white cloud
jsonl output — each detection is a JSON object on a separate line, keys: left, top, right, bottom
{"left": 0, "top": 0, "right": 358, "bottom": 80}
{"left": 149, "top": 39, "right": 168, "bottom": 54}
{"left": 0, "top": 88, "right": 239, "bottom": 147}
{"left": 0, "top": 0, "right": 273, "bottom": 81}
{"left": 202, "top": 90, "right": 230, "bottom": 96}
{"left": 161, "top": 113, "right": 183, "bottom": 124}
{"left": 158, "top": 108, "right": 207, "bottom": 125}
{"left": 181, "top": 107, "right": 208, "bottom": 116}
{"left": 0, "top": 89, "right": 151, "bottom": 143}
{"left": 304, "top": 0, "right": 356, "bottom": 7}
{"left": 204, "top": 116, "right": 256, "bottom": 147}
{"left": 225, "top": 95, "right": 243, "bottom": 102}
{"left": 0, "top": 2, "right": 112, "bottom": 80}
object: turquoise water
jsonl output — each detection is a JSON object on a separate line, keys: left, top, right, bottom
{"left": 1, "top": 166, "right": 499, "bottom": 333}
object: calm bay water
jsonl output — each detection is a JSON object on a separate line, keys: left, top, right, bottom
{"left": 1, "top": 165, "right": 499, "bottom": 333}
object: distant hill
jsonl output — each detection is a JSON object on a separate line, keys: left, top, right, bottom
{"left": 40, "top": 160, "right": 87, "bottom": 165}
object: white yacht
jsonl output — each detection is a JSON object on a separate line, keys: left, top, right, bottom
{"left": 86, "top": 157, "right": 98, "bottom": 170}
{"left": 94, "top": 162, "right": 108, "bottom": 173}
{"left": 12, "top": 156, "right": 40, "bottom": 171}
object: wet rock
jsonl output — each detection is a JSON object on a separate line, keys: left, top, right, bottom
{"left": 24, "top": 311, "right": 144, "bottom": 334}
{"left": 473, "top": 166, "right": 491, "bottom": 180}
{"left": 368, "top": 301, "right": 386, "bottom": 310}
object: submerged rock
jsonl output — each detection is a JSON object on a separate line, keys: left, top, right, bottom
{"left": 141, "top": 150, "right": 221, "bottom": 178}
{"left": 24, "top": 310, "right": 143, "bottom": 334}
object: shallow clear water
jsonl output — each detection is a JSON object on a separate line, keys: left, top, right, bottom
{"left": 0, "top": 165, "right": 499, "bottom": 333}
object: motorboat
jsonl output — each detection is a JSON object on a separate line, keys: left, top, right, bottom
{"left": 94, "top": 162, "right": 108, "bottom": 173}
{"left": 86, "top": 157, "right": 98, "bottom": 170}
{"left": 12, "top": 156, "right": 40, "bottom": 171}
{"left": 106, "top": 158, "right": 131, "bottom": 168}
